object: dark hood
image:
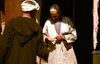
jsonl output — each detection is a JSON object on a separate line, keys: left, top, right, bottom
{"left": 12, "top": 16, "right": 40, "bottom": 47}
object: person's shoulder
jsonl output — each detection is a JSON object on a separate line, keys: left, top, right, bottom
{"left": 45, "top": 18, "right": 52, "bottom": 23}
{"left": 46, "top": 18, "right": 52, "bottom": 22}
{"left": 11, "top": 16, "right": 21, "bottom": 20}
{"left": 7, "top": 16, "right": 21, "bottom": 23}
{"left": 62, "top": 16, "right": 70, "bottom": 20}
{"left": 62, "top": 16, "right": 72, "bottom": 22}
{"left": 62, "top": 16, "right": 74, "bottom": 27}
{"left": 6, "top": 17, "right": 18, "bottom": 25}
{"left": 4, "top": 17, "right": 19, "bottom": 29}
{"left": 47, "top": 18, "right": 52, "bottom": 20}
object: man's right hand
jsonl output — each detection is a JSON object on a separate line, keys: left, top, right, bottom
{"left": 45, "top": 36, "right": 55, "bottom": 42}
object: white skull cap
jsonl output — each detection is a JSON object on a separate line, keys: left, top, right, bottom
{"left": 50, "top": 4, "right": 60, "bottom": 12}
{"left": 50, "top": 8, "right": 57, "bottom": 12}
{"left": 21, "top": 0, "right": 40, "bottom": 12}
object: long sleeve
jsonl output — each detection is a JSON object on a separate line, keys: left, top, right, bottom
{"left": 0, "top": 21, "right": 12, "bottom": 64}
{"left": 36, "top": 27, "right": 49, "bottom": 61}
{"left": 63, "top": 17, "right": 77, "bottom": 43}
{"left": 43, "top": 20, "right": 49, "bottom": 44}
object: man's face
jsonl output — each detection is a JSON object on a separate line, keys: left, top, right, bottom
{"left": 50, "top": 11, "right": 61, "bottom": 22}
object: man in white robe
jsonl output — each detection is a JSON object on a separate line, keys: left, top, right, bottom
{"left": 43, "top": 4, "right": 78, "bottom": 64}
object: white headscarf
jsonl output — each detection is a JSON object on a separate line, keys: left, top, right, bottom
{"left": 21, "top": 0, "right": 40, "bottom": 12}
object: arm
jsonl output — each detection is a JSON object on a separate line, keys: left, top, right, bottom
{"left": 36, "top": 27, "right": 49, "bottom": 61}
{"left": 43, "top": 21, "right": 48, "bottom": 43}
{"left": 54, "top": 17, "right": 77, "bottom": 43}
{"left": 0, "top": 21, "right": 12, "bottom": 64}
{"left": 43, "top": 20, "right": 55, "bottom": 43}
{"left": 63, "top": 17, "right": 77, "bottom": 43}
{"left": 61, "top": 17, "right": 77, "bottom": 50}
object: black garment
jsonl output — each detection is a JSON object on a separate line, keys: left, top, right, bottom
{"left": 0, "top": 16, "right": 49, "bottom": 64}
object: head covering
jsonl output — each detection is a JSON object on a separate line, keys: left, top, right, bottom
{"left": 21, "top": 0, "right": 40, "bottom": 12}
{"left": 50, "top": 4, "right": 60, "bottom": 12}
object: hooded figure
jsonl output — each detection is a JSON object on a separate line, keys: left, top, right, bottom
{"left": 0, "top": 0, "right": 49, "bottom": 64}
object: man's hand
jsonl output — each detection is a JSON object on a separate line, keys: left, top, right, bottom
{"left": 45, "top": 36, "right": 55, "bottom": 42}
{"left": 54, "top": 35, "right": 65, "bottom": 41}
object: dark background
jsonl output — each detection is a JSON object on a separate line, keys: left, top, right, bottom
{"left": 40, "top": 0, "right": 93, "bottom": 64}
{"left": 74, "top": 0, "right": 93, "bottom": 64}
{"left": 0, "top": 0, "right": 4, "bottom": 14}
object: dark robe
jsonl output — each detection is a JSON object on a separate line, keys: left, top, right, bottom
{"left": 0, "top": 16, "right": 49, "bottom": 64}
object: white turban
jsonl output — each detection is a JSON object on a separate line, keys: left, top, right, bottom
{"left": 21, "top": 0, "right": 40, "bottom": 12}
